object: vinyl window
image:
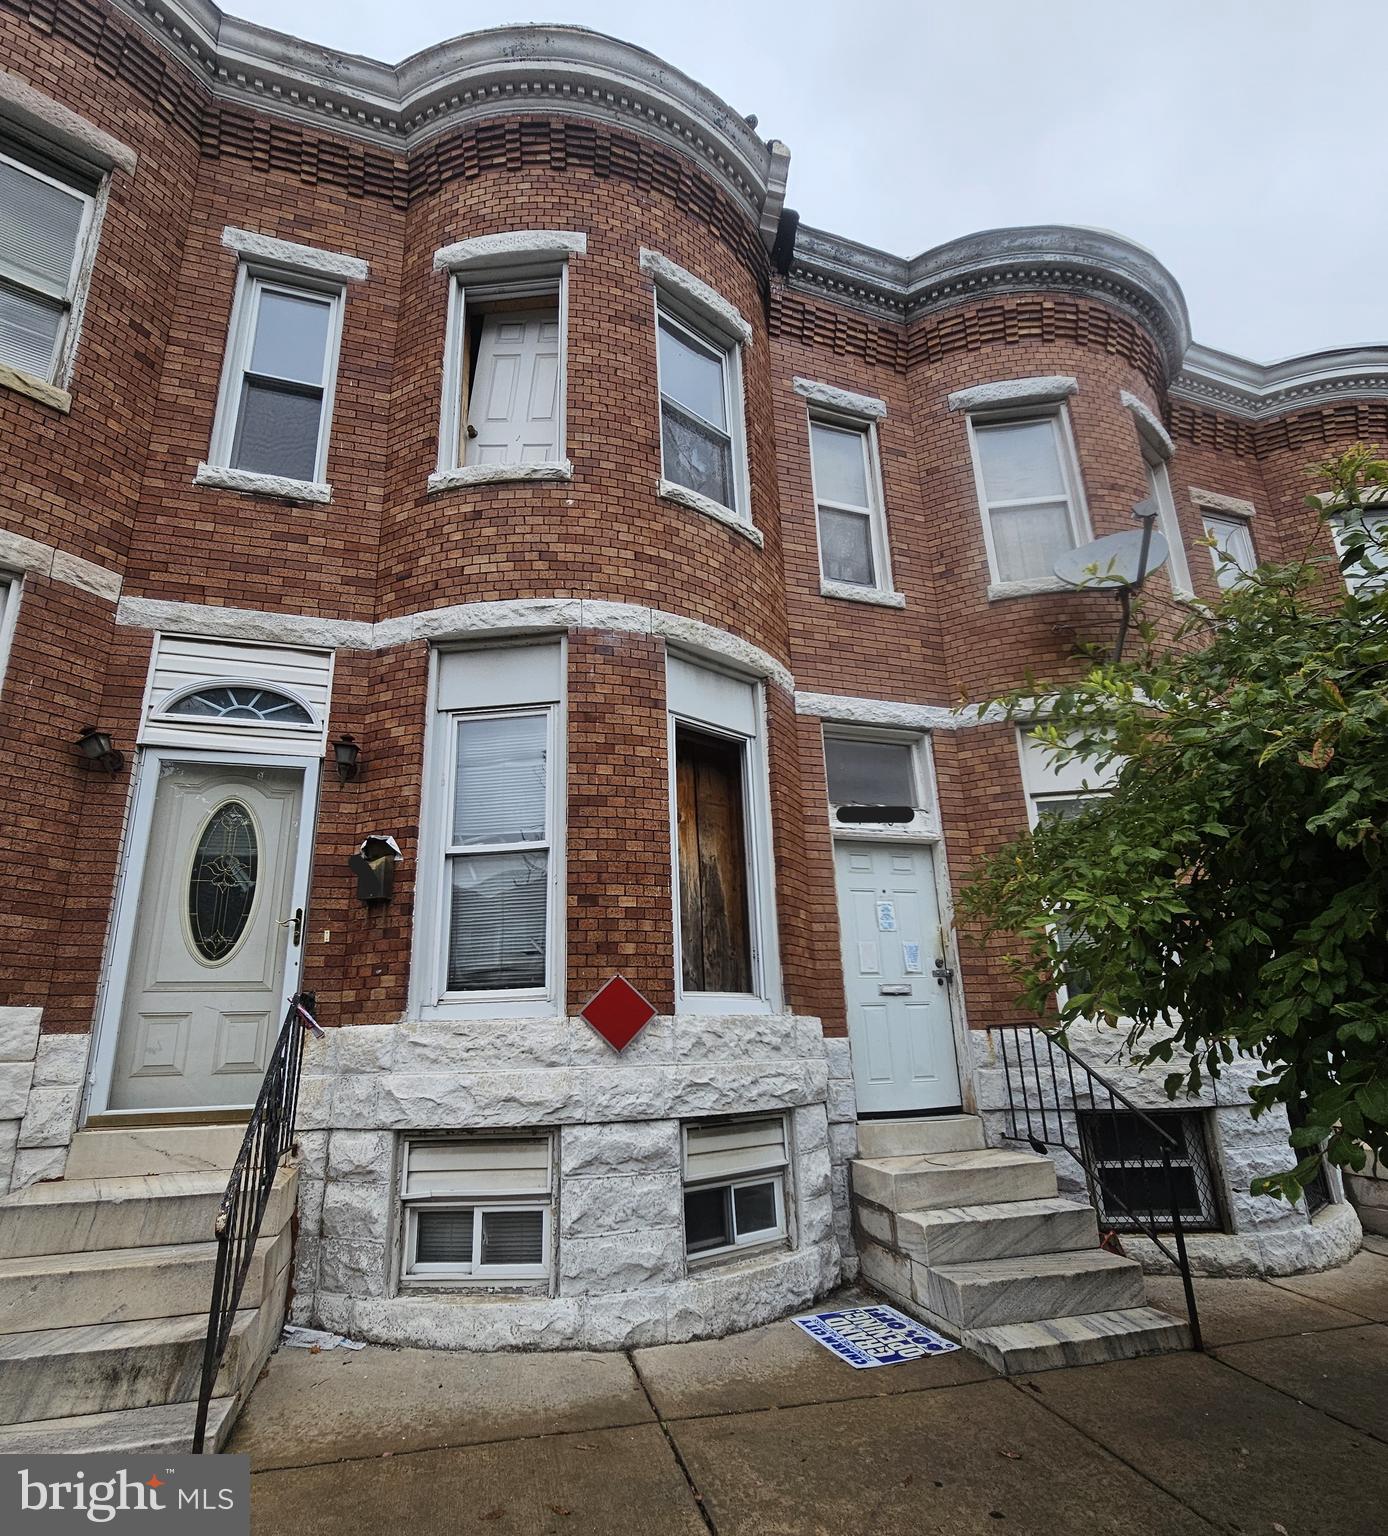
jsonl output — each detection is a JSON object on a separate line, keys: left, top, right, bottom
{"left": 682, "top": 1116, "right": 789, "bottom": 1259}
{"left": 1330, "top": 509, "right": 1388, "bottom": 595}
{"left": 401, "top": 1136, "right": 552, "bottom": 1281}
{"left": 1203, "top": 513, "right": 1256, "bottom": 589}
{"left": 657, "top": 303, "right": 748, "bottom": 518}
{"left": 809, "top": 415, "right": 891, "bottom": 590}
{"left": 967, "top": 410, "right": 1088, "bottom": 586}
{"left": 0, "top": 573, "right": 18, "bottom": 699}
{"left": 0, "top": 142, "right": 98, "bottom": 385}
{"left": 1144, "top": 456, "right": 1194, "bottom": 599}
{"left": 208, "top": 269, "right": 345, "bottom": 485}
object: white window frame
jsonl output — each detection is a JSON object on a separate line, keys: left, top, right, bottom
{"left": 1142, "top": 455, "right": 1195, "bottom": 601}
{"left": 965, "top": 405, "right": 1091, "bottom": 596}
{"left": 654, "top": 298, "right": 752, "bottom": 533}
{"left": 204, "top": 265, "right": 347, "bottom": 491}
{"left": 823, "top": 726, "right": 936, "bottom": 841}
{"left": 434, "top": 266, "right": 571, "bottom": 483}
{"left": 1329, "top": 503, "right": 1388, "bottom": 595}
{"left": 807, "top": 408, "right": 899, "bottom": 602}
{"left": 413, "top": 642, "right": 567, "bottom": 1020}
{"left": 399, "top": 1134, "right": 554, "bottom": 1284}
{"left": 681, "top": 1116, "right": 790, "bottom": 1263}
{"left": 667, "top": 657, "right": 780, "bottom": 1016}
{"left": 1203, "top": 512, "right": 1257, "bottom": 589}
{"left": 0, "top": 139, "right": 102, "bottom": 392}
{"left": 0, "top": 571, "right": 19, "bottom": 699}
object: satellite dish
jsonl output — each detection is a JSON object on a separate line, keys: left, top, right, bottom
{"left": 1054, "top": 528, "right": 1169, "bottom": 590}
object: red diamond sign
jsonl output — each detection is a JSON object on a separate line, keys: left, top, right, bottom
{"left": 581, "top": 975, "right": 657, "bottom": 1052}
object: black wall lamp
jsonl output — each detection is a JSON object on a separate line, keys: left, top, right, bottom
{"left": 333, "top": 733, "right": 362, "bottom": 784}
{"left": 76, "top": 726, "right": 125, "bottom": 776}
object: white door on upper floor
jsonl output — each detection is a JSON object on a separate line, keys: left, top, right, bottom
{"left": 834, "top": 840, "right": 960, "bottom": 1114}
{"left": 466, "top": 310, "right": 561, "bottom": 465}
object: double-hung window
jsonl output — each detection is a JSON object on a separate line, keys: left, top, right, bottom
{"left": 810, "top": 416, "right": 892, "bottom": 592}
{"left": 1203, "top": 512, "right": 1256, "bottom": 589}
{"left": 207, "top": 272, "right": 344, "bottom": 486}
{"left": 668, "top": 653, "right": 778, "bottom": 1012}
{"left": 968, "top": 410, "right": 1088, "bottom": 588}
{"left": 432, "top": 231, "right": 583, "bottom": 487}
{"left": 419, "top": 642, "right": 565, "bottom": 1016}
{"left": 1331, "top": 507, "right": 1388, "bottom": 595}
{"left": 0, "top": 141, "right": 98, "bottom": 387}
{"left": 682, "top": 1116, "right": 789, "bottom": 1260}
{"left": 400, "top": 1135, "right": 553, "bottom": 1282}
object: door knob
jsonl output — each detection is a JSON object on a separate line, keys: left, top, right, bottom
{"left": 932, "top": 959, "right": 954, "bottom": 987}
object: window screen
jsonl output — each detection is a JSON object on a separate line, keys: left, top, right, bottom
{"left": 229, "top": 283, "right": 335, "bottom": 482}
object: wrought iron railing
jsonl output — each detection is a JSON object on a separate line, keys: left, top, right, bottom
{"left": 192, "top": 992, "right": 316, "bottom": 1453}
{"left": 994, "top": 1024, "right": 1203, "bottom": 1352}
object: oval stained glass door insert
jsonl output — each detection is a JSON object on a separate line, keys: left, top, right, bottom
{"left": 187, "top": 801, "right": 259, "bottom": 962}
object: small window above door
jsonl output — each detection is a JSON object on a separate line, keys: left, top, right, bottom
{"left": 165, "top": 684, "right": 315, "bottom": 726}
{"left": 824, "top": 731, "right": 934, "bottom": 837}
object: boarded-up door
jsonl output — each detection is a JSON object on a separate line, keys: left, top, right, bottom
{"left": 676, "top": 727, "right": 752, "bottom": 994}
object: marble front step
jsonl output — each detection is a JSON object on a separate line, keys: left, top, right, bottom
{"left": 0, "top": 1396, "right": 237, "bottom": 1455}
{"left": 0, "top": 1226, "right": 289, "bottom": 1335}
{"left": 855, "top": 1115, "right": 986, "bottom": 1159}
{"left": 896, "top": 1197, "right": 1100, "bottom": 1267}
{"left": 965, "top": 1307, "right": 1193, "bottom": 1375}
{"left": 923, "top": 1248, "right": 1145, "bottom": 1331}
{"left": 65, "top": 1125, "right": 247, "bottom": 1181}
{"left": 0, "top": 1285, "right": 284, "bottom": 1425}
{"left": 851, "top": 1148, "right": 1057, "bottom": 1214}
{"left": 0, "top": 1166, "right": 296, "bottom": 1259}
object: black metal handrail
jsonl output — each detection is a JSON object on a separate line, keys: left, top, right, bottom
{"left": 994, "top": 1024, "right": 1202, "bottom": 1352}
{"left": 192, "top": 992, "right": 316, "bottom": 1453}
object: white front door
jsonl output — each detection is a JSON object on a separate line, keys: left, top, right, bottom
{"left": 467, "top": 310, "right": 561, "bottom": 465}
{"left": 99, "top": 757, "right": 313, "bottom": 1114}
{"left": 834, "top": 840, "right": 960, "bottom": 1114}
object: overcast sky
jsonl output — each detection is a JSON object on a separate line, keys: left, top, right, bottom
{"left": 225, "top": 0, "right": 1383, "bottom": 363}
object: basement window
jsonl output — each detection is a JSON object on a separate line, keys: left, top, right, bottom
{"left": 1076, "top": 1109, "right": 1224, "bottom": 1232}
{"left": 682, "top": 1116, "right": 789, "bottom": 1260}
{"left": 400, "top": 1135, "right": 552, "bottom": 1282}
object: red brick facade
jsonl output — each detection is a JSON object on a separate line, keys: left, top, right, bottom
{"left": 0, "top": 0, "right": 1377, "bottom": 1069}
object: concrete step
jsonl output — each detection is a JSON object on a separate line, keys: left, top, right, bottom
{"left": 65, "top": 1125, "right": 247, "bottom": 1181}
{"left": 0, "top": 1227, "right": 289, "bottom": 1335}
{"left": 0, "top": 1284, "right": 287, "bottom": 1426}
{"left": 0, "top": 1396, "right": 237, "bottom": 1454}
{"left": 922, "top": 1247, "right": 1145, "bottom": 1331}
{"left": 856, "top": 1115, "right": 986, "bottom": 1159}
{"left": 0, "top": 1166, "right": 296, "bottom": 1259}
{"left": 966, "top": 1307, "right": 1193, "bottom": 1375}
{"left": 852, "top": 1147, "right": 1057, "bottom": 1215}
{"left": 896, "top": 1197, "right": 1100, "bottom": 1268}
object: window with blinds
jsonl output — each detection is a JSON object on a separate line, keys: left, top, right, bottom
{"left": 401, "top": 1135, "right": 552, "bottom": 1280}
{"left": 682, "top": 1116, "right": 789, "bottom": 1259}
{"left": 0, "top": 142, "right": 98, "bottom": 385}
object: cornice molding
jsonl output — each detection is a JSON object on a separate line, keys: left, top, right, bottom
{"left": 110, "top": 3, "right": 787, "bottom": 239}
{"left": 1172, "top": 342, "right": 1388, "bottom": 421}
{"left": 788, "top": 224, "right": 1192, "bottom": 378}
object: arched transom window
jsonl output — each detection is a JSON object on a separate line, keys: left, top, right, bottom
{"left": 165, "top": 685, "right": 314, "bottom": 726}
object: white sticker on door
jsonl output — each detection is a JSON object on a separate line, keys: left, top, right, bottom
{"left": 857, "top": 941, "right": 880, "bottom": 974}
{"left": 902, "top": 942, "right": 922, "bottom": 974}
{"left": 876, "top": 900, "right": 897, "bottom": 933}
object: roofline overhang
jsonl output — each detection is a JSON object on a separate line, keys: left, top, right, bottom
{"left": 110, "top": 1, "right": 789, "bottom": 243}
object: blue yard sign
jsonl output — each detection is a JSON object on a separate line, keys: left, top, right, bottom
{"left": 793, "top": 1305, "right": 960, "bottom": 1369}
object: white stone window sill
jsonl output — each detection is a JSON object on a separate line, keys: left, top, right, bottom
{"left": 987, "top": 577, "right": 1073, "bottom": 601}
{"left": 820, "top": 579, "right": 906, "bottom": 609}
{"left": 658, "top": 479, "right": 764, "bottom": 548}
{"left": 428, "top": 460, "right": 573, "bottom": 493}
{"left": 0, "top": 362, "right": 71, "bottom": 414}
{"left": 194, "top": 463, "right": 332, "bottom": 503}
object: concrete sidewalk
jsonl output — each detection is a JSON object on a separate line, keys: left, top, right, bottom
{"left": 232, "top": 1242, "right": 1388, "bottom": 1535}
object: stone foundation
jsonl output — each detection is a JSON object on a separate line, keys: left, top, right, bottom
{"left": 0, "top": 1008, "right": 81, "bottom": 1192}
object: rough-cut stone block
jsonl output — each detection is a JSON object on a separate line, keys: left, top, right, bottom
{"left": 0, "top": 1063, "right": 33, "bottom": 1121}
{"left": 827, "top": 1073, "right": 857, "bottom": 1124}
{"left": 797, "top": 1146, "right": 833, "bottom": 1203}
{"left": 328, "top": 1129, "right": 395, "bottom": 1182}
{"left": 31, "top": 1035, "right": 90, "bottom": 1087}
{"left": 797, "top": 1190, "right": 835, "bottom": 1247}
{"left": 558, "top": 1229, "right": 684, "bottom": 1294}
{"left": 331, "top": 1073, "right": 378, "bottom": 1125}
{"left": 580, "top": 1067, "right": 670, "bottom": 1122}
{"left": 10, "top": 1146, "right": 67, "bottom": 1189}
{"left": 320, "top": 1179, "right": 392, "bottom": 1244}
{"left": 295, "top": 1130, "right": 329, "bottom": 1179}
{"left": 394, "top": 1018, "right": 571, "bottom": 1072}
{"left": 560, "top": 1120, "right": 681, "bottom": 1176}
{"left": 672, "top": 1013, "right": 800, "bottom": 1062}
{"left": 0, "top": 1121, "right": 19, "bottom": 1191}
{"left": 0, "top": 1010, "right": 41, "bottom": 1064}
{"left": 318, "top": 1238, "right": 387, "bottom": 1297}
{"left": 378, "top": 1071, "right": 582, "bottom": 1128}
{"left": 569, "top": 1014, "right": 673, "bottom": 1065}
{"left": 293, "top": 1072, "right": 334, "bottom": 1131}
{"left": 16, "top": 1085, "right": 77, "bottom": 1147}
{"left": 829, "top": 1122, "right": 859, "bottom": 1164}
{"left": 559, "top": 1173, "right": 682, "bottom": 1238}
{"left": 793, "top": 1103, "right": 830, "bottom": 1156}
{"left": 334, "top": 1026, "right": 396, "bottom": 1074}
